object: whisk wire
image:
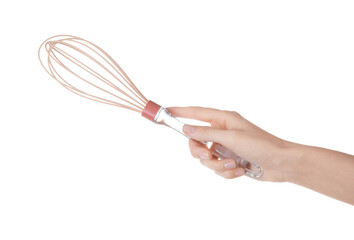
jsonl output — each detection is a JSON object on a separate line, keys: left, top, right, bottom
{"left": 49, "top": 42, "right": 144, "bottom": 110}
{"left": 38, "top": 35, "right": 148, "bottom": 113}
{"left": 47, "top": 46, "right": 142, "bottom": 112}
{"left": 68, "top": 39, "right": 148, "bottom": 106}
{"left": 53, "top": 40, "right": 146, "bottom": 108}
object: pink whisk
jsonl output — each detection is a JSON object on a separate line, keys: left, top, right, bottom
{"left": 38, "top": 35, "right": 263, "bottom": 178}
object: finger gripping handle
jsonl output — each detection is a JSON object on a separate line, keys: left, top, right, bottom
{"left": 212, "top": 143, "right": 263, "bottom": 178}
{"left": 142, "top": 102, "right": 263, "bottom": 179}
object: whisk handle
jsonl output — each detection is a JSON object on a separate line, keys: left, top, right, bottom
{"left": 211, "top": 143, "right": 263, "bottom": 178}
{"left": 142, "top": 101, "right": 263, "bottom": 178}
{"left": 143, "top": 101, "right": 190, "bottom": 139}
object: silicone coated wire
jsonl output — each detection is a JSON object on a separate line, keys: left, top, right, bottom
{"left": 38, "top": 35, "right": 148, "bottom": 113}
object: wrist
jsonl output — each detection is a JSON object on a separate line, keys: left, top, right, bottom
{"left": 279, "top": 141, "right": 308, "bottom": 183}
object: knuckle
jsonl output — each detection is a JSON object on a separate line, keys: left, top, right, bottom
{"left": 224, "top": 110, "right": 241, "bottom": 117}
{"left": 197, "top": 126, "right": 211, "bottom": 138}
{"left": 230, "top": 111, "right": 242, "bottom": 118}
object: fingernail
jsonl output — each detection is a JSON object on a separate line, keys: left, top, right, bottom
{"left": 224, "top": 161, "right": 236, "bottom": 169}
{"left": 199, "top": 152, "right": 209, "bottom": 160}
{"left": 183, "top": 125, "right": 195, "bottom": 135}
{"left": 235, "top": 168, "right": 244, "bottom": 177}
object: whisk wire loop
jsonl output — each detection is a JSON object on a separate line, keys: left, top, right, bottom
{"left": 38, "top": 35, "right": 148, "bottom": 113}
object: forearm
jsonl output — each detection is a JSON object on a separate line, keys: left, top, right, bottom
{"left": 284, "top": 143, "right": 354, "bottom": 205}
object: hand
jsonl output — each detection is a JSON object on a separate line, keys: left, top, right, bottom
{"left": 169, "top": 106, "right": 354, "bottom": 204}
{"left": 168, "top": 106, "right": 293, "bottom": 182}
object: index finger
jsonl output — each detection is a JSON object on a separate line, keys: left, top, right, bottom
{"left": 167, "top": 106, "right": 227, "bottom": 123}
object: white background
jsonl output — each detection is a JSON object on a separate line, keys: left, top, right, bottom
{"left": 0, "top": 0, "right": 353, "bottom": 239}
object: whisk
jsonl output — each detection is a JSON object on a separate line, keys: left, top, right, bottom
{"left": 38, "top": 35, "right": 263, "bottom": 178}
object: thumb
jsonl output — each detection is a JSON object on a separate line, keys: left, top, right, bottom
{"left": 183, "top": 124, "right": 233, "bottom": 146}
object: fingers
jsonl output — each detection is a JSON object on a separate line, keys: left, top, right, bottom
{"left": 183, "top": 124, "right": 236, "bottom": 149}
{"left": 215, "top": 168, "right": 245, "bottom": 179}
{"left": 200, "top": 158, "right": 237, "bottom": 171}
{"left": 200, "top": 158, "right": 245, "bottom": 179}
{"left": 168, "top": 106, "right": 251, "bottom": 130}
{"left": 188, "top": 140, "right": 211, "bottom": 159}
{"left": 168, "top": 106, "right": 223, "bottom": 122}
{"left": 168, "top": 106, "right": 235, "bottom": 124}
{"left": 175, "top": 107, "right": 247, "bottom": 180}
{"left": 189, "top": 138, "right": 245, "bottom": 179}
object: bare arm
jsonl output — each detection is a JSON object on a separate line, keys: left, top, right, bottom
{"left": 168, "top": 106, "right": 354, "bottom": 205}
{"left": 286, "top": 144, "right": 354, "bottom": 204}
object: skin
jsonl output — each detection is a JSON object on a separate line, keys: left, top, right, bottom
{"left": 168, "top": 107, "right": 354, "bottom": 205}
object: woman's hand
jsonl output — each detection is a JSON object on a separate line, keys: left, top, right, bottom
{"left": 168, "top": 106, "right": 354, "bottom": 204}
{"left": 168, "top": 106, "right": 294, "bottom": 182}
